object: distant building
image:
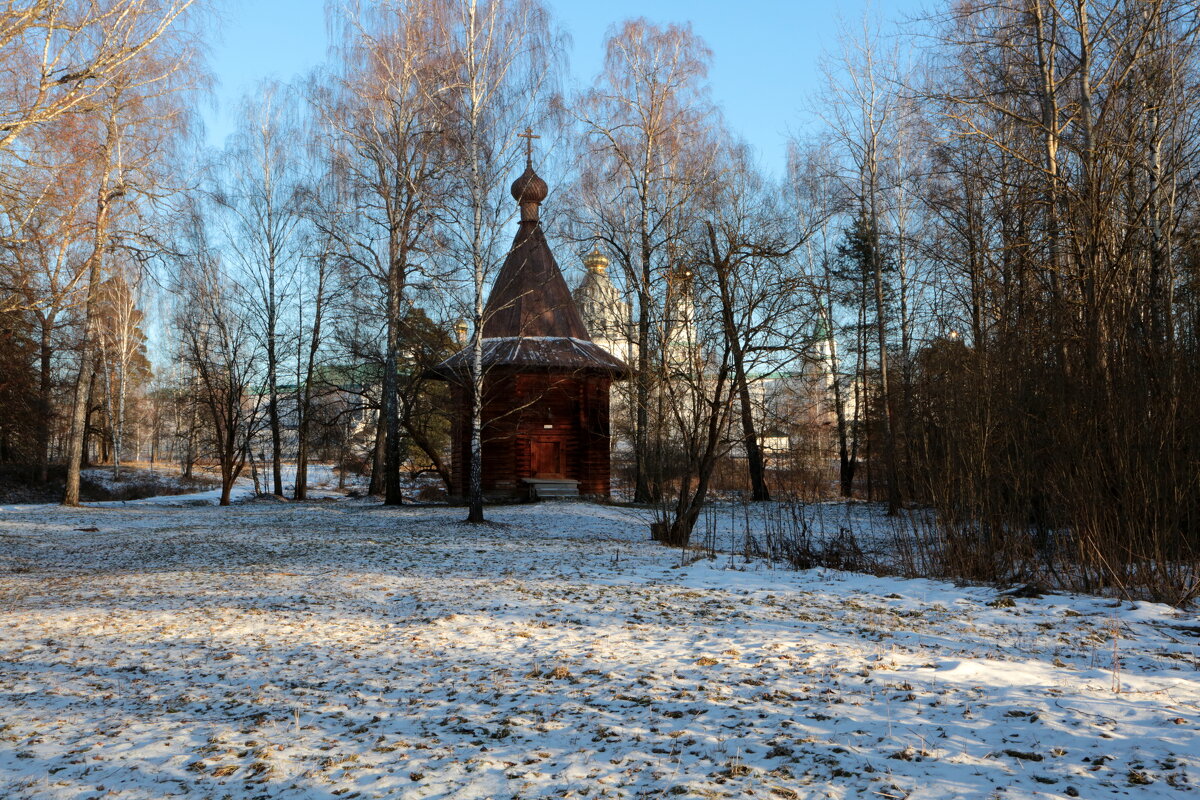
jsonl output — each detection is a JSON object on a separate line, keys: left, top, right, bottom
{"left": 746, "top": 322, "right": 845, "bottom": 470}
{"left": 571, "top": 257, "right": 842, "bottom": 478}
{"left": 572, "top": 247, "right": 636, "bottom": 365}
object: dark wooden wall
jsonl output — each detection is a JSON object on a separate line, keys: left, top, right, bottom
{"left": 449, "top": 370, "right": 613, "bottom": 499}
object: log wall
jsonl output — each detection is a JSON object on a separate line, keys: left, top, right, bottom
{"left": 449, "top": 370, "right": 612, "bottom": 499}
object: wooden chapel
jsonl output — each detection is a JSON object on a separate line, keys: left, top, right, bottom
{"left": 430, "top": 147, "right": 626, "bottom": 500}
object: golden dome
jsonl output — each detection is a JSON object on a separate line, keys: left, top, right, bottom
{"left": 583, "top": 246, "right": 609, "bottom": 274}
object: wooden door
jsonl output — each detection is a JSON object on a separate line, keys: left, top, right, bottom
{"left": 531, "top": 440, "right": 563, "bottom": 478}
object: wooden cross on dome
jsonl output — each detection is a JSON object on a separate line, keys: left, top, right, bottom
{"left": 518, "top": 126, "right": 539, "bottom": 165}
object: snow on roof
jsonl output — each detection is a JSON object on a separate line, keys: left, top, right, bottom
{"left": 430, "top": 335, "right": 627, "bottom": 378}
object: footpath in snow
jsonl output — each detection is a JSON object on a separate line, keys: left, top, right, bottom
{"left": 0, "top": 499, "right": 1197, "bottom": 799}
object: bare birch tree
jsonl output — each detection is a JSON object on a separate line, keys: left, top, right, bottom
{"left": 702, "top": 143, "right": 808, "bottom": 502}
{"left": 58, "top": 0, "right": 201, "bottom": 505}
{"left": 210, "top": 82, "right": 307, "bottom": 497}
{"left": 433, "top": 0, "right": 562, "bottom": 523}
{"left": 0, "top": 0, "right": 197, "bottom": 155}
{"left": 174, "top": 211, "right": 261, "bottom": 506}
{"left": 572, "top": 18, "right": 714, "bottom": 503}
{"left": 0, "top": 113, "right": 96, "bottom": 479}
{"left": 821, "top": 12, "right": 903, "bottom": 513}
{"left": 314, "top": 0, "right": 455, "bottom": 503}
{"left": 95, "top": 256, "right": 148, "bottom": 478}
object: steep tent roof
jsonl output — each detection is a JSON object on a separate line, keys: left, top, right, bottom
{"left": 483, "top": 218, "right": 591, "bottom": 340}
{"left": 431, "top": 160, "right": 626, "bottom": 377}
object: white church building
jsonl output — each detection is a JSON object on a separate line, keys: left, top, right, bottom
{"left": 569, "top": 248, "right": 840, "bottom": 466}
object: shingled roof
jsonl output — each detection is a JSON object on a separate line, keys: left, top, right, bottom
{"left": 431, "top": 161, "right": 626, "bottom": 377}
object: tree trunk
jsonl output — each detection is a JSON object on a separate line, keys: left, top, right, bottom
{"left": 295, "top": 261, "right": 327, "bottom": 501}
{"left": 249, "top": 447, "right": 261, "bottom": 495}
{"left": 183, "top": 399, "right": 196, "bottom": 479}
{"left": 64, "top": 340, "right": 97, "bottom": 505}
{"left": 824, "top": 315, "right": 856, "bottom": 497}
{"left": 64, "top": 153, "right": 118, "bottom": 505}
{"left": 868, "top": 190, "right": 901, "bottom": 514}
{"left": 294, "top": 408, "right": 308, "bottom": 499}
{"left": 661, "top": 367, "right": 731, "bottom": 547}
{"left": 632, "top": 247, "right": 655, "bottom": 502}
{"left": 38, "top": 316, "right": 53, "bottom": 483}
{"left": 114, "top": 344, "right": 127, "bottom": 481}
{"left": 368, "top": 416, "right": 386, "bottom": 495}
{"left": 1031, "top": 0, "right": 1070, "bottom": 383}
{"left": 707, "top": 228, "right": 769, "bottom": 502}
{"left": 465, "top": 75, "right": 485, "bottom": 525}
{"left": 267, "top": 332, "right": 283, "bottom": 496}
{"left": 404, "top": 421, "right": 452, "bottom": 492}
{"left": 382, "top": 258, "right": 404, "bottom": 505}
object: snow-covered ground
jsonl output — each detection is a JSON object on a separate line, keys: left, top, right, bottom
{"left": 0, "top": 500, "right": 1197, "bottom": 799}
{"left": 246, "top": 464, "right": 372, "bottom": 500}
{"left": 0, "top": 465, "right": 360, "bottom": 512}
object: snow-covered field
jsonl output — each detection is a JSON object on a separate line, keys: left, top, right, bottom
{"left": 5, "top": 466, "right": 358, "bottom": 511}
{"left": 1, "top": 500, "right": 1198, "bottom": 799}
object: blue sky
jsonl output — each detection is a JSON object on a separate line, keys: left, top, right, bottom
{"left": 204, "top": 0, "right": 928, "bottom": 177}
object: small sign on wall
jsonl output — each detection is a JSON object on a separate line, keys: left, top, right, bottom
{"left": 543, "top": 424, "right": 553, "bottom": 429}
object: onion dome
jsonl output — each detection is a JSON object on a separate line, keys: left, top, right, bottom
{"left": 511, "top": 164, "right": 548, "bottom": 222}
{"left": 427, "top": 158, "right": 627, "bottom": 379}
{"left": 582, "top": 246, "right": 610, "bottom": 275}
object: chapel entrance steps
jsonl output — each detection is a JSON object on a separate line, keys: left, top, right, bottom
{"left": 522, "top": 477, "right": 580, "bottom": 500}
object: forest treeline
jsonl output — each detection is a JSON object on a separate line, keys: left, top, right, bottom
{"left": 1, "top": 0, "right": 1198, "bottom": 603}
